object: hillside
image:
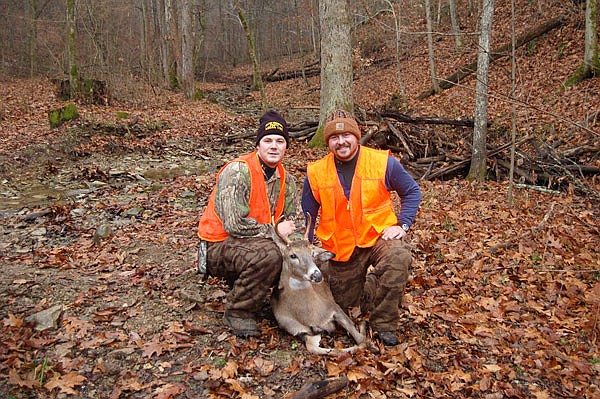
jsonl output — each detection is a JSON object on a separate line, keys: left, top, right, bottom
{"left": 0, "top": 0, "right": 599, "bottom": 398}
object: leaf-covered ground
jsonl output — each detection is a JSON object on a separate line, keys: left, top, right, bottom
{"left": 1, "top": 75, "right": 598, "bottom": 398}
{"left": 1, "top": 1, "right": 599, "bottom": 397}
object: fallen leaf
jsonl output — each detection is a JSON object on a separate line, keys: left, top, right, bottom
{"left": 45, "top": 371, "right": 86, "bottom": 394}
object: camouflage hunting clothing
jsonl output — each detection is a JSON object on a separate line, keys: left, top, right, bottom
{"left": 322, "top": 238, "right": 413, "bottom": 332}
{"left": 213, "top": 160, "right": 300, "bottom": 238}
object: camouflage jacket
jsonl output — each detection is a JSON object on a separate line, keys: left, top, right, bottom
{"left": 213, "top": 160, "right": 300, "bottom": 238}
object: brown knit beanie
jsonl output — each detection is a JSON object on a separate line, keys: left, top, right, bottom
{"left": 256, "top": 110, "right": 289, "bottom": 147}
{"left": 324, "top": 109, "right": 361, "bottom": 143}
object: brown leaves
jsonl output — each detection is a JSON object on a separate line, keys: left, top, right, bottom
{"left": 45, "top": 371, "right": 86, "bottom": 395}
{"left": 1, "top": 37, "right": 599, "bottom": 398}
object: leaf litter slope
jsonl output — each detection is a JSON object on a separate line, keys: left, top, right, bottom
{"left": 1, "top": 5, "right": 600, "bottom": 399}
{"left": 1, "top": 81, "right": 598, "bottom": 399}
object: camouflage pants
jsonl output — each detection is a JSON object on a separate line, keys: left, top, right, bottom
{"left": 322, "top": 238, "right": 412, "bottom": 332}
{"left": 206, "top": 237, "right": 282, "bottom": 320}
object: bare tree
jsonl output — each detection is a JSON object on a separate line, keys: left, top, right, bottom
{"left": 582, "top": 0, "right": 599, "bottom": 75}
{"left": 564, "top": 0, "right": 599, "bottom": 87}
{"left": 181, "top": 0, "right": 194, "bottom": 98}
{"left": 468, "top": 0, "right": 494, "bottom": 181}
{"left": 508, "top": 0, "right": 516, "bottom": 206}
{"left": 385, "top": 0, "right": 407, "bottom": 106}
{"left": 310, "top": 0, "right": 354, "bottom": 147}
{"left": 448, "top": 0, "right": 462, "bottom": 50}
{"left": 67, "top": 0, "right": 78, "bottom": 97}
{"left": 234, "top": 0, "right": 267, "bottom": 110}
{"left": 157, "top": 0, "right": 171, "bottom": 85}
{"left": 29, "top": 0, "right": 39, "bottom": 79}
{"left": 424, "top": 0, "right": 440, "bottom": 93}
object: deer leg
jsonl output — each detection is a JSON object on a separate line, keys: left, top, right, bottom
{"left": 304, "top": 334, "right": 330, "bottom": 355}
{"left": 304, "top": 334, "right": 360, "bottom": 356}
{"left": 333, "top": 308, "right": 365, "bottom": 345}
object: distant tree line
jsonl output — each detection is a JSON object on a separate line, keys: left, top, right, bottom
{"left": 0, "top": 0, "right": 472, "bottom": 97}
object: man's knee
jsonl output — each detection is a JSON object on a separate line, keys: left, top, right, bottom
{"left": 246, "top": 240, "right": 283, "bottom": 281}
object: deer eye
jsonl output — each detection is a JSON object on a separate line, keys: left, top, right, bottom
{"left": 290, "top": 254, "right": 298, "bottom": 259}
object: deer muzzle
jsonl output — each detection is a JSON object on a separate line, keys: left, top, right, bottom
{"left": 309, "top": 268, "right": 323, "bottom": 283}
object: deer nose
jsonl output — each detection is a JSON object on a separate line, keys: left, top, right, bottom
{"left": 310, "top": 269, "right": 323, "bottom": 283}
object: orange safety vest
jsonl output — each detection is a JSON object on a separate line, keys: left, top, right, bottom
{"left": 198, "top": 151, "right": 286, "bottom": 242}
{"left": 307, "top": 146, "right": 397, "bottom": 261}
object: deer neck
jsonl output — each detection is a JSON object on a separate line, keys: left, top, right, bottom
{"left": 286, "top": 276, "right": 312, "bottom": 290}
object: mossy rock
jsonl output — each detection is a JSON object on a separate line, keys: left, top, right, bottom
{"left": 48, "top": 102, "right": 80, "bottom": 128}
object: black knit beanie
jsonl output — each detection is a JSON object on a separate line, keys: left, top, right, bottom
{"left": 255, "top": 110, "right": 289, "bottom": 147}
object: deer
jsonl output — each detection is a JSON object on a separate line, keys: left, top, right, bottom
{"left": 270, "top": 217, "right": 366, "bottom": 356}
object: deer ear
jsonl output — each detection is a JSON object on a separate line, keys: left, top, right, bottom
{"left": 312, "top": 246, "right": 335, "bottom": 262}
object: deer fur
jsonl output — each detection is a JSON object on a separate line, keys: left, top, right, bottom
{"left": 270, "top": 218, "right": 365, "bottom": 356}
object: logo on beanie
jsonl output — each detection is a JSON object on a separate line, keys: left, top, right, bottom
{"left": 265, "top": 121, "right": 284, "bottom": 132}
{"left": 335, "top": 122, "right": 344, "bottom": 130}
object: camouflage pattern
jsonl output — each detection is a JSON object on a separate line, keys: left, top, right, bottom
{"left": 213, "top": 161, "right": 300, "bottom": 238}
{"left": 197, "top": 239, "right": 207, "bottom": 274}
{"left": 202, "top": 159, "right": 301, "bottom": 319}
{"left": 322, "top": 238, "right": 412, "bottom": 332}
{"left": 206, "top": 237, "right": 282, "bottom": 319}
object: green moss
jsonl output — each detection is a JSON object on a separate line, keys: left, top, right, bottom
{"left": 116, "top": 111, "right": 129, "bottom": 120}
{"left": 194, "top": 90, "right": 205, "bottom": 100}
{"left": 308, "top": 125, "right": 326, "bottom": 148}
{"left": 62, "top": 102, "right": 79, "bottom": 120}
{"left": 48, "top": 109, "right": 61, "bottom": 128}
{"left": 48, "top": 102, "right": 79, "bottom": 128}
{"left": 563, "top": 58, "right": 600, "bottom": 90}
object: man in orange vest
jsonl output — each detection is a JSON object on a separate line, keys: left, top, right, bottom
{"left": 302, "top": 109, "right": 422, "bottom": 346}
{"left": 197, "top": 110, "right": 299, "bottom": 337}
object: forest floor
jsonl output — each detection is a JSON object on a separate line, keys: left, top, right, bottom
{"left": 1, "top": 2, "right": 600, "bottom": 398}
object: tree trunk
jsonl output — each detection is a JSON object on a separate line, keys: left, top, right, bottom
{"left": 508, "top": 0, "right": 517, "bottom": 206}
{"left": 468, "top": 0, "right": 494, "bottom": 181}
{"left": 448, "top": 0, "right": 462, "bottom": 50}
{"left": 564, "top": 0, "right": 599, "bottom": 87}
{"left": 157, "top": 0, "right": 170, "bottom": 85}
{"left": 141, "top": 0, "right": 148, "bottom": 75}
{"left": 181, "top": 0, "right": 194, "bottom": 99}
{"left": 67, "top": 0, "right": 78, "bottom": 98}
{"left": 193, "top": 1, "right": 207, "bottom": 83}
{"left": 310, "top": 0, "right": 354, "bottom": 147}
{"left": 29, "top": 0, "right": 38, "bottom": 80}
{"left": 235, "top": 0, "right": 267, "bottom": 111}
{"left": 583, "top": 0, "right": 598, "bottom": 75}
{"left": 168, "top": 0, "right": 181, "bottom": 89}
{"left": 424, "top": 0, "right": 440, "bottom": 93}
{"left": 388, "top": 0, "right": 407, "bottom": 106}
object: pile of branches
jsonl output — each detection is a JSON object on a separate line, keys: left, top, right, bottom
{"left": 222, "top": 109, "right": 599, "bottom": 197}
{"left": 367, "top": 110, "right": 599, "bottom": 197}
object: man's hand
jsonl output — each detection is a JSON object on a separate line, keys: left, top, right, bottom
{"left": 381, "top": 225, "right": 407, "bottom": 240}
{"left": 276, "top": 220, "right": 296, "bottom": 238}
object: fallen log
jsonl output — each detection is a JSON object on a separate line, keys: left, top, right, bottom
{"left": 494, "top": 157, "right": 538, "bottom": 184}
{"left": 373, "top": 108, "right": 415, "bottom": 158}
{"left": 377, "top": 110, "right": 481, "bottom": 127}
{"left": 286, "top": 376, "right": 348, "bottom": 399}
{"left": 417, "top": 16, "right": 565, "bottom": 99}
{"left": 264, "top": 65, "right": 320, "bottom": 82}
{"left": 426, "top": 136, "right": 532, "bottom": 180}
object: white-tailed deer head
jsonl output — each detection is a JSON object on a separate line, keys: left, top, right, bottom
{"left": 272, "top": 215, "right": 328, "bottom": 286}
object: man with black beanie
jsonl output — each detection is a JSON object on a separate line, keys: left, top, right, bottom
{"left": 197, "top": 110, "right": 299, "bottom": 337}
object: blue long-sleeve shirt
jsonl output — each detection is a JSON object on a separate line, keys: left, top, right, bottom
{"left": 301, "top": 148, "right": 422, "bottom": 242}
